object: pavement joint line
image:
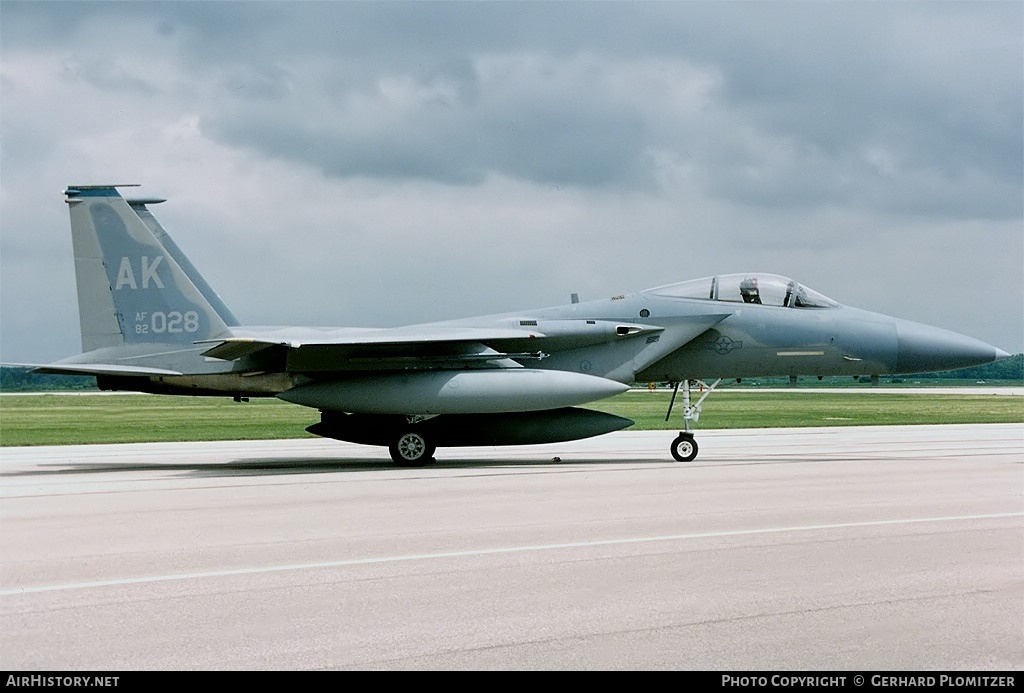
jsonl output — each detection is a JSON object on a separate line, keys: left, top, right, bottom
{"left": 3, "top": 512, "right": 1021, "bottom": 596}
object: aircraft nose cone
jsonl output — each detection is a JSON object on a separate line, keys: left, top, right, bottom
{"left": 895, "top": 319, "right": 1005, "bottom": 374}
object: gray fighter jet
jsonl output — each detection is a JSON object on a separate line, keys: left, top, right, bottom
{"left": 35, "top": 185, "right": 1009, "bottom": 464}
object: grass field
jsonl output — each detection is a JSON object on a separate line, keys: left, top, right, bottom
{"left": 1, "top": 390, "right": 1021, "bottom": 446}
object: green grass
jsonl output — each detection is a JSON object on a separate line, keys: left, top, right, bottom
{"left": 0, "top": 391, "right": 1021, "bottom": 446}
{"left": 0, "top": 395, "right": 313, "bottom": 446}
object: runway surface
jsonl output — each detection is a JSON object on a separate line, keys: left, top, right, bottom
{"left": 2, "top": 424, "right": 1022, "bottom": 670}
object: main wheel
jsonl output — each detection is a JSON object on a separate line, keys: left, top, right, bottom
{"left": 670, "top": 433, "right": 698, "bottom": 462}
{"left": 389, "top": 431, "right": 436, "bottom": 466}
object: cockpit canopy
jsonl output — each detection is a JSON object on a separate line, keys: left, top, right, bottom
{"left": 649, "top": 274, "right": 839, "bottom": 309}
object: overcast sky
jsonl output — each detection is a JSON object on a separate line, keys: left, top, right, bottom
{"left": 2, "top": 0, "right": 1021, "bottom": 364}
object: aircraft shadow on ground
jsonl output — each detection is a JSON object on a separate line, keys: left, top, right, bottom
{"left": 5, "top": 456, "right": 677, "bottom": 479}
{"left": 1, "top": 452, "right": 884, "bottom": 480}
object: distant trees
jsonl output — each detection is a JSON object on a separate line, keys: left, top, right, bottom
{"left": 0, "top": 368, "right": 97, "bottom": 392}
{"left": 911, "top": 353, "right": 1023, "bottom": 381}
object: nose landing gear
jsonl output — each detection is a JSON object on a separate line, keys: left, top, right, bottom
{"left": 665, "top": 378, "right": 721, "bottom": 462}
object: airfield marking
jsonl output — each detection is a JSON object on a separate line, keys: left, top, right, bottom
{"left": 2, "top": 512, "right": 1020, "bottom": 596}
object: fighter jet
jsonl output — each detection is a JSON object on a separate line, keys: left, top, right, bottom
{"left": 34, "top": 185, "right": 1009, "bottom": 465}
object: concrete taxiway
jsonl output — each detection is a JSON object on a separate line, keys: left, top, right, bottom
{"left": 1, "top": 424, "right": 1021, "bottom": 670}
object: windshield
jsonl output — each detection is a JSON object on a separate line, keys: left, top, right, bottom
{"left": 649, "top": 273, "right": 838, "bottom": 308}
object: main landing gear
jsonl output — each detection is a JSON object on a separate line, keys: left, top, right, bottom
{"left": 389, "top": 430, "right": 437, "bottom": 467}
{"left": 665, "top": 378, "right": 721, "bottom": 462}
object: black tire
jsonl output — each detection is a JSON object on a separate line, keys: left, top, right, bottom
{"left": 670, "top": 433, "right": 698, "bottom": 462}
{"left": 389, "top": 431, "right": 436, "bottom": 466}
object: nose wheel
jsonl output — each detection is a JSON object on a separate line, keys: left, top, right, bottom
{"left": 670, "top": 432, "right": 698, "bottom": 462}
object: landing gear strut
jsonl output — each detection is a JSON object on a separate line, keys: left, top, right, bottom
{"left": 665, "top": 378, "right": 721, "bottom": 462}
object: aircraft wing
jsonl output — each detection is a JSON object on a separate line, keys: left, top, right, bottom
{"left": 198, "top": 314, "right": 725, "bottom": 376}
{"left": 200, "top": 320, "right": 672, "bottom": 373}
{"left": 198, "top": 325, "right": 555, "bottom": 372}
{"left": 21, "top": 362, "right": 184, "bottom": 377}
{"left": 199, "top": 325, "right": 543, "bottom": 359}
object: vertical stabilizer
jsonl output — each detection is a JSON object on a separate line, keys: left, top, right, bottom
{"left": 128, "top": 198, "right": 240, "bottom": 327}
{"left": 65, "top": 185, "right": 232, "bottom": 352}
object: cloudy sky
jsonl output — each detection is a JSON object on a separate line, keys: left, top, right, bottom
{"left": 2, "top": 1, "right": 1021, "bottom": 364}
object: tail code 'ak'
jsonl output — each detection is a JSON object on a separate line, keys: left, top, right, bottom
{"left": 37, "top": 185, "right": 259, "bottom": 391}
{"left": 67, "top": 185, "right": 233, "bottom": 351}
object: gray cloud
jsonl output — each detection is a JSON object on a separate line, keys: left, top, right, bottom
{"left": 1, "top": 1, "right": 1020, "bottom": 363}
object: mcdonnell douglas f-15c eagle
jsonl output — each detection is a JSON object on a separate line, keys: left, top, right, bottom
{"left": 33, "top": 185, "right": 1009, "bottom": 465}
